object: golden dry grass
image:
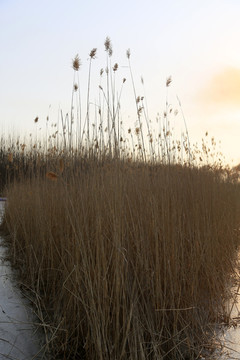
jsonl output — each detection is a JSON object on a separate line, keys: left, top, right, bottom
{"left": 2, "top": 159, "right": 240, "bottom": 359}
{"left": 1, "top": 38, "right": 240, "bottom": 359}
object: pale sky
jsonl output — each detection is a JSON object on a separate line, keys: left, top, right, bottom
{"left": 1, "top": 0, "right": 240, "bottom": 164}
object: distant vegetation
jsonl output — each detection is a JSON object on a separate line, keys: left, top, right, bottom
{"left": 1, "top": 38, "right": 240, "bottom": 359}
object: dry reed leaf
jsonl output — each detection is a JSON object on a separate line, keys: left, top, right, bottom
{"left": 8, "top": 153, "right": 13, "bottom": 163}
{"left": 59, "top": 159, "right": 64, "bottom": 173}
{"left": 46, "top": 172, "right": 58, "bottom": 181}
{"left": 234, "top": 164, "right": 240, "bottom": 172}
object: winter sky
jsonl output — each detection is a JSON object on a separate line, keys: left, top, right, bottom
{"left": 1, "top": 0, "right": 240, "bottom": 165}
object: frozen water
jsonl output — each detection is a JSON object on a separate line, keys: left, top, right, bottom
{"left": 0, "top": 201, "right": 47, "bottom": 359}
{"left": 215, "top": 285, "right": 240, "bottom": 360}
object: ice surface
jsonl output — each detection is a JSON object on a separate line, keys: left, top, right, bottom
{"left": 0, "top": 201, "right": 47, "bottom": 359}
{"left": 216, "top": 285, "right": 240, "bottom": 360}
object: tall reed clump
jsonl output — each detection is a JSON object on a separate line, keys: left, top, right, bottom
{"left": 1, "top": 38, "right": 240, "bottom": 359}
{"left": 2, "top": 159, "right": 240, "bottom": 359}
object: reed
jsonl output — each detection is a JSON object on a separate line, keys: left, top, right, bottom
{"left": 1, "top": 39, "right": 240, "bottom": 359}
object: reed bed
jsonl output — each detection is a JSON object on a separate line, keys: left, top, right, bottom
{"left": 1, "top": 155, "right": 240, "bottom": 359}
{"left": 1, "top": 38, "right": 240, "bottom": 359}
